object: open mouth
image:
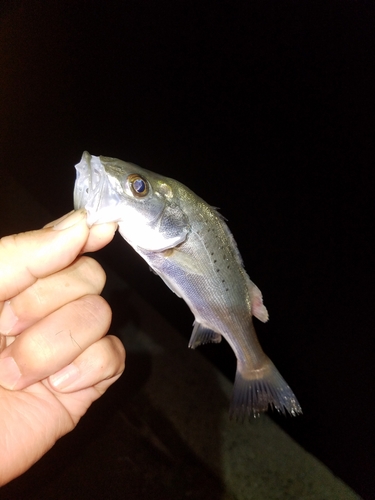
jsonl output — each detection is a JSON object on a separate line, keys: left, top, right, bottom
{"left": 73, "top": 152, "right": 123, "bottom": 226}
{"left": 74, "top": 152, "right": 101, "bottom": 211}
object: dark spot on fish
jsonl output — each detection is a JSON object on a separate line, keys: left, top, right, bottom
{"left": 222, "top": 279, "right": 225, "bottom": 283}
{"left": 216, "top": 269, "right": 220, "bottom": 272}
{"left": 214, "top": 259, "right": 217, "bottom": 263}
{"left": 211, "top": 252, "right": 214, "bottom": 256}
{"left": 227, "top": 265, "right": 230, "bottom": 269}
{"left": 226, "top": 288, "right": 229, "bottom": 291}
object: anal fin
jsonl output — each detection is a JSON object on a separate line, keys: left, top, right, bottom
{"left": 188, "top": 321, "right": 222, "bottom": 349}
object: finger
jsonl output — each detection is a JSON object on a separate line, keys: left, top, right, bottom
{"left": 0, "top": 210, "right": 89, "bottom": 303}
{"left": 0, "top": 333, "right": 14, "bottom": 351}
{"left": 44, "top": 212, "right": 118, "bottom": 254}
{"left": 49, "top": 335, "right": 125, "bottom": 393}
{"left": 0, "top": 295, "right": 112, "bottom": 391}
{"left": 82, "top": 221, "right": 118, "bottom": 253}
{"left": 0, "top": 210, "right": 117, "bottom": 305}
{"left": 4, "top": 256, "right": 106, "bottom": 336}
{"left": 0, "top": 334, "right": 5, "bottom": 354}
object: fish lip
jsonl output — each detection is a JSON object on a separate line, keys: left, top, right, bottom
{"left": 73, "top": 151, "right": 121, "bottom": 226}
{"left": 73, "top": 151, "right": 92, "bottom": 210}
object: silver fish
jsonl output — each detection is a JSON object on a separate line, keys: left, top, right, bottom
{"left": 74, "top": 151, "right": 302, "bottom": 419}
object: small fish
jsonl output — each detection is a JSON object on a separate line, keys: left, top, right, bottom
{"left": 74, "top": 152, "right": 302, "bottom": 419}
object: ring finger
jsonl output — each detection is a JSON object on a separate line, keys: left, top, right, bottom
{"left": 0, "top": 294, "right": 112, "bottom": 391}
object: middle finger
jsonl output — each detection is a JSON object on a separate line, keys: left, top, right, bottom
{"left": 3, "top": 256, "right": 106, "bottom": 336}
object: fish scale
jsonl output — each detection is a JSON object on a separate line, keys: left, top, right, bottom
{"left": 74, "top": 151, "right": 302, "bottom": 420}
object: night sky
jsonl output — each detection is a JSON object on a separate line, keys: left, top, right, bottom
{"left": 1, "top": 2, "right": 374, "bottom": 498}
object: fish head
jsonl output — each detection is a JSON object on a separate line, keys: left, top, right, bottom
{"left": 74, "top": 152, "right": 189, "bottom": 251}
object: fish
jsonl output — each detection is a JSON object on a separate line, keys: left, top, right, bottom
{"left": 74, "top": 151, "right": 302, "bottom": 419}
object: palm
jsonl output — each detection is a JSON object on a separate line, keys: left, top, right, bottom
{"left": 0, "top": 378, "right": 103, "bottom": 482}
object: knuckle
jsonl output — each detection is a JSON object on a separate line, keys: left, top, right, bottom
{"left": 76, "top": 295, "right": 112, "bottom": 330}
{"left": 110, "top": 336, "right": 126, "bottom": 371}
{"left": 103, "top": 336, "right": 126, "bottom": 377}
{"left": 77, "top": 256, "right": 107, "bottom": 293}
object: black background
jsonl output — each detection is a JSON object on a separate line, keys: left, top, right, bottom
{"left": 1, "top": 1, "right": 374, "bottom": 498}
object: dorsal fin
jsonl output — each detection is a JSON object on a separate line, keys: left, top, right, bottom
{"left": 212, "top": 207, "right": 245, "bottom": 269}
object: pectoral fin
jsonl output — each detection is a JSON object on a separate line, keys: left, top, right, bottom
{"left": 162, "top": 247, "right": 205, "bottom": 276}
{"left": 188, "top": 321, "right": 222, "bottom": 349}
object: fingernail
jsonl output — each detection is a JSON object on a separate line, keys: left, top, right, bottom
{"left": 44, "top": 210, "right": 75, "bottom": 228}
{"left": 53, "top": 209, "right": 86, "bottom": 230}
{"left": 49, "top": 363, "right": 80, "bottom": 390}
{"left": 0, "top": 301, "right": 19, "bottom": 334}
{"left": 0, "top": 357, "right": 22, "bottom": 390}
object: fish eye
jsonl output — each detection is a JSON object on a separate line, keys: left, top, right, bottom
{"left": 127, "top": 174, "right": 149, "bottom": 197}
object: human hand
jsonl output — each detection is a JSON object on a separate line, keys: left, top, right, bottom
{"left": 0, "top": 210, "right": 125, "bottom": 486}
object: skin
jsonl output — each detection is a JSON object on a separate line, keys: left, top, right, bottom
{"left": 0, "top": 210, "right": 125, "bottom": 486}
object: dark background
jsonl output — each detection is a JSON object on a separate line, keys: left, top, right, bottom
{"left": 1, "top": 1, "right": 374, "bottom": 498}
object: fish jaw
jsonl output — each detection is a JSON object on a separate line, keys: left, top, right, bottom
{"left": 74, "top": 151, "right": 124, "bottom": 226}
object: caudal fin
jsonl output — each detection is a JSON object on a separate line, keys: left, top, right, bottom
{"left": 229, "top": 358, "right": 302, "bottom": 420}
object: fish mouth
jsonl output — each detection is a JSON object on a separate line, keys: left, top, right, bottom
{"left": 73, "top": 151, "right": 122, "bottom": 226}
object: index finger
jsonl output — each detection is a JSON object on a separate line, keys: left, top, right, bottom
{"left": 0, "top": 210, "right": 116, "bottom": 303}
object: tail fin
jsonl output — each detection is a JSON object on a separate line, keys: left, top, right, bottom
{"left": 229, "top": 358, "right": 302, "bottom": 420}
